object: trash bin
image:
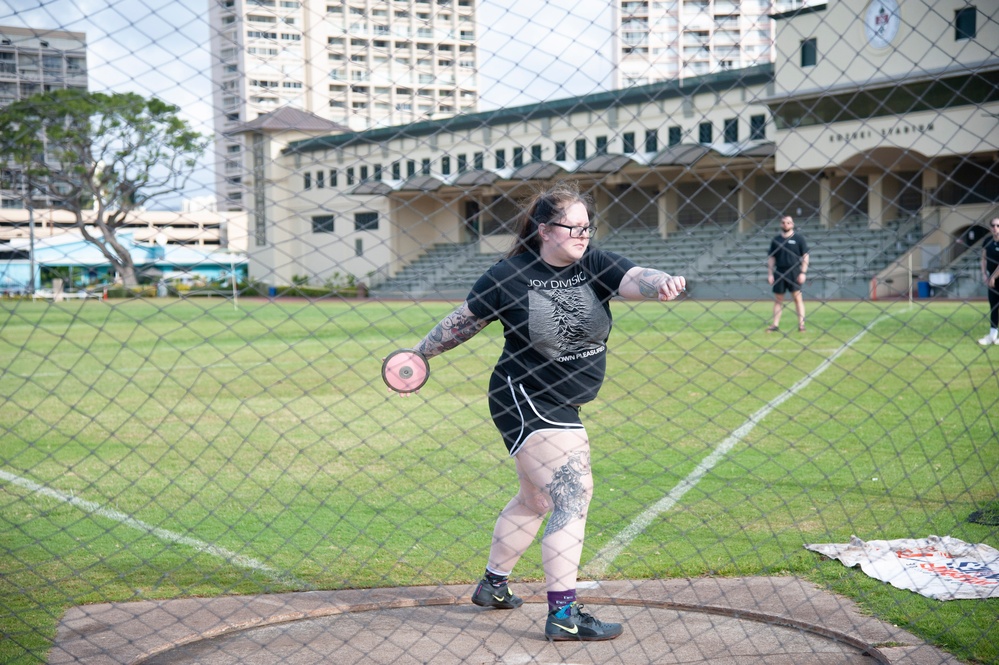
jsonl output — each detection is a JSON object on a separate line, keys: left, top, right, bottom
{"left": 917, "top": 281, "right": 931, "bottom": 298}
{"left": 929, "top": 272, "right": 953, "bottom": 297}
{"left": 268, "top": 286, "right": 277, "bottom": 298}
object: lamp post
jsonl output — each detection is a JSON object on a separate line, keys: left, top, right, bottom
{"left": 22, "top": 171, "right": 36, "bottom": 296}
{"left": 229, "top": 249, "right": 237, "bottom": 311}
{"left": 28, "top": 197, "right": 35, "bottom": 296}
{"left": 216, "top": 246, "right": 240, "bottom": 312}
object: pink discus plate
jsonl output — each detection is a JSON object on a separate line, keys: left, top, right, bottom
{"left": 381, "top": 349, "right": 430, "bottom": 394}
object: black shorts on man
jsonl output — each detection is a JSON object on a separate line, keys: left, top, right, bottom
{"left": 772, "top": 271, "right": 802, "bottom": 294}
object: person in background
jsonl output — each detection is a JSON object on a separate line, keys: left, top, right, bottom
{"left": 978, "top": 218, "right": 999, "bottom": 345}
{"left": 767, "top": 215, "right": 810, "bottom": 333}
{"left": 407, "top": 181, "right": 685, "bottom": 641}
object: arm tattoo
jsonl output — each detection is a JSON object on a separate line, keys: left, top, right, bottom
{"left": 637, "top": 268, "right": 671, "bottom": 299}
{"left": 544, "top": 451, "right": 591, "bottom": 537}
{"left": 416, "top": 304, "right": 489, "bottom": 359}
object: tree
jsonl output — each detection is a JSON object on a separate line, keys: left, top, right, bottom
{"left": 0, "top": 89, "right": 209, "bottom": 287}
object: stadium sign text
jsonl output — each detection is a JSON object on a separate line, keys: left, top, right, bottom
{"left": 827, "top": 120, "right": 935, "bottom": 144}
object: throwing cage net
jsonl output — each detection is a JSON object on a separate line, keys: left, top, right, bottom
{"left": 1, "top": 0, "right": 997, "bottom": 663}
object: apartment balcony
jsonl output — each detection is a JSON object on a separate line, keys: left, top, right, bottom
{"left": 622, "top": 32, "right": 650, "bottom": 47}
{"left": 683, "top": 1, "right": 709, "bottom": 14}
{"left": 621, "top": 2, "right": 649, "bottom": 17}
{"left": 682, "top": 15, "right": 713, "bottom": 30}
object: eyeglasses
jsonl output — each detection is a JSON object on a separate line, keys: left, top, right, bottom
{"left": 547, "top": 222, "right": 597, "bottom": 238}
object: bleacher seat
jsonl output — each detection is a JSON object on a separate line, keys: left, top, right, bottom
{"left": 370, "top": 216, "right": 923, "bottom": 300}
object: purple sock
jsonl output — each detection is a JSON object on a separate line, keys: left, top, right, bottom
{"left": 547, "top": 589, "right": 576, "bottom": 612}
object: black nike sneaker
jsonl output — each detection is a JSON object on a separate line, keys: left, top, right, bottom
{"left": 545, "top": 602, "right": 623, "bottom": 641}
{"left": 471, "top": 578, "right": 524, "bottom": 609}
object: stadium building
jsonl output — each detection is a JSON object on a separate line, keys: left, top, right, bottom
{"left": 238, "top": 0, "right": 998, "bottom": 300}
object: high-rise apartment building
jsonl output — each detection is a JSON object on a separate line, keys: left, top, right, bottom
{"left": 613, "top": 0, "right": 802, "bottom": 86}
{"left": 208, "top": 0, "right": 479, "bottom": 211}
{"left": 0, "top": 26, "right": 88, "bottom": 209}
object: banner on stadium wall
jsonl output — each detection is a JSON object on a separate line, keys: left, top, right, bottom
{"left": 805, "top": 535, "right": 999, "bottom": 601}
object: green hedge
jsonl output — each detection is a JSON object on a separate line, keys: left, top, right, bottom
{"left": 105, "top": 286, "right": 157, "bottom": 299}
{"left": 101, "top": 285, "right": 365, "bottom": 299}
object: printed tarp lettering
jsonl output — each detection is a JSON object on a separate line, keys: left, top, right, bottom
{"left": 805, "top": 535, "right": 999, "bottom": 601}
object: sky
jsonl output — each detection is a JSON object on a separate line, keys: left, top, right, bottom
{"left": 3, "top": 0, "right": 616, "bottom": 208}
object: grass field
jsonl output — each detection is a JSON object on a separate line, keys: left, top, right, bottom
{"left": 1, "top": 297, "right": 997, "bottom": 664}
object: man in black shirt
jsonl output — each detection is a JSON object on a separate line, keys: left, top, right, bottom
{"left": 979, "top": 217, "right": 999, "bottom": 345}
{"left": 767, "top": 215, "right": 810, "bottom": 332}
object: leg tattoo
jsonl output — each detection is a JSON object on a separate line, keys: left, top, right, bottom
{"left": 543, "top": 451, "right": 591, "bottom": 536}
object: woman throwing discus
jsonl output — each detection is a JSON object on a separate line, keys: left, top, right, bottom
{"left": 406, "top": 180, "right": 685, "bottom": 641}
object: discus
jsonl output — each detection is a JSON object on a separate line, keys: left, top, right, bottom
{"left": 381, "top": 349, "right": 430, "bottom": 394}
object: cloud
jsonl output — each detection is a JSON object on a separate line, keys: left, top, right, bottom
{"left": 477, "top": 0, "right": 613, "bottom": 107}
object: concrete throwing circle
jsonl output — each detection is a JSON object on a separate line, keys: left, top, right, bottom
{"left": 141, "top": 602, "right": 881, "bottom": 664}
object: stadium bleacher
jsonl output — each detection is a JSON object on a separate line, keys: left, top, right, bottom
{"left": 372, "top": 216, "right": 927, "bottom": 300}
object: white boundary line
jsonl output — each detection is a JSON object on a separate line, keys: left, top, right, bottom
{"left": 0, "top": 469, "right": 311, "bottom": 589}
{"left": 585, "top": 317, "right": 886, "bottom": 578}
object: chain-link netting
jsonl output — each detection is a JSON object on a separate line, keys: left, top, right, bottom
{"left": 1, "top": 0, "right": 998, "bottom": 663}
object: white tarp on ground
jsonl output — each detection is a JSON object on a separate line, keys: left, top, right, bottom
{"left": 805, "top": 535, "right": 999, "bottom": 601}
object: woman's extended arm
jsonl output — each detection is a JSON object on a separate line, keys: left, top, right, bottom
{"left": 415, "top": 302, "right": 491, "bottom": 359}
{"left": 618, "top": 266, "right": 686, "bottom": 301}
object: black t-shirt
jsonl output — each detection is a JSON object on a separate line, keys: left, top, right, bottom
{"left": 769, "top": 232, "right": 809, "bottom": 271}
{"left": 984, "top": 236, "right": 999, "bottom": 275}
{"left": 466, "top": 248, "right": 636, "bottom": 404}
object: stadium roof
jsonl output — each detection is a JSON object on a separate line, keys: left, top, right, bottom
{"left": 286, "top": 64, "right": 774, "bottom": 155}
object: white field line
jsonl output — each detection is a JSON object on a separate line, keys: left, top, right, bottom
{"left": 0, "top": 469, "right": 311, "bottom": 589}
{"left": 584, "top": 317, "right": 886, "bottom": 578}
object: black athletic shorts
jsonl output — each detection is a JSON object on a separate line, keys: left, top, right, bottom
{"left": 488, "top": 373, "right": 585, "bottom": 456}
{"left": 772, "top": 271, "right": 802, "bottom": 294}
